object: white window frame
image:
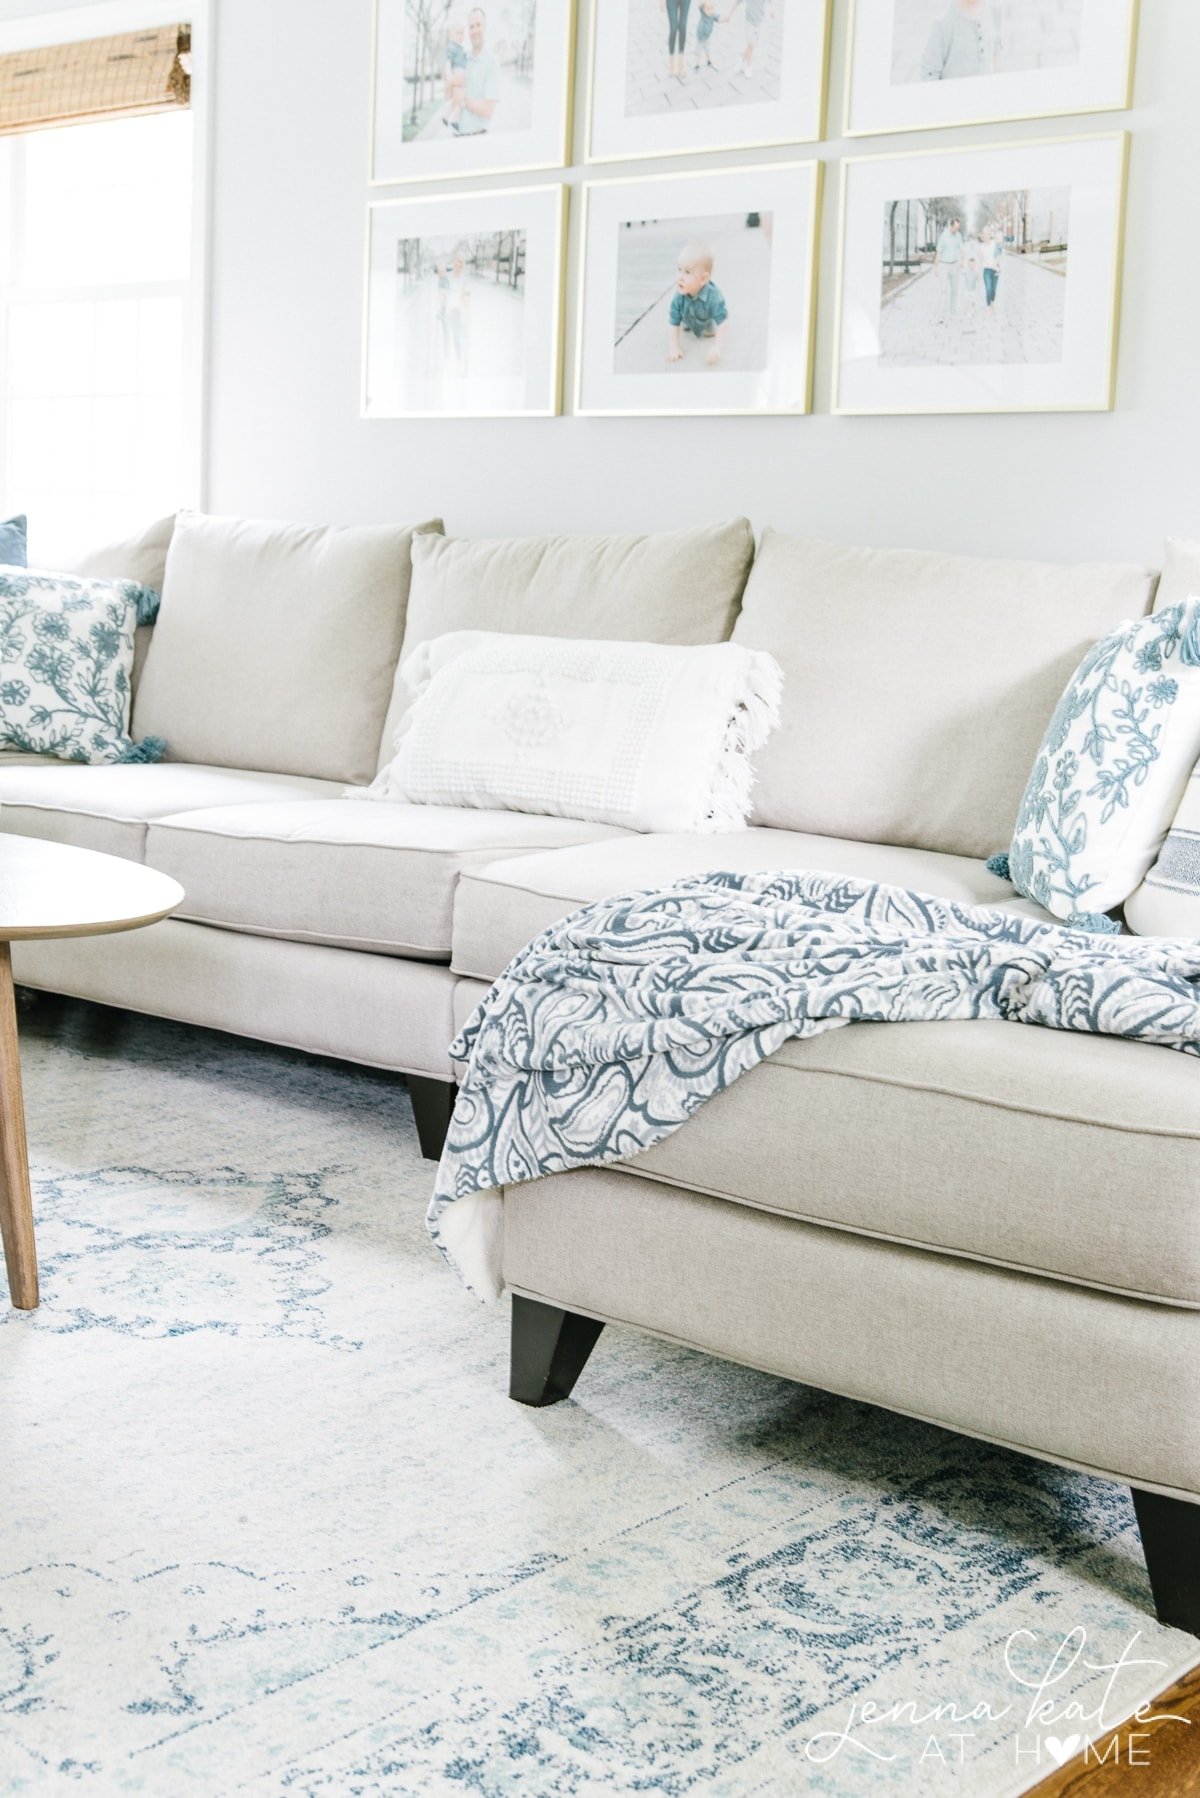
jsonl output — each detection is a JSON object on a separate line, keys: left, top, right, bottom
{"left": 0, "top": 0, "right": 213, "bottom": 520}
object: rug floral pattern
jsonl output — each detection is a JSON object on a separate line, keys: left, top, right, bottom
{"left": 0, "top": 1004, "right": 1195, "bottom": 1795}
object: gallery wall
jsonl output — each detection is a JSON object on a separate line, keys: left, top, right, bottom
{"left": 4, "top": 0, "right": 1200, "bottom": 564}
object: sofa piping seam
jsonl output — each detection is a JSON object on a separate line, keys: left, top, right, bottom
{"left": 612, "top": 1161, "right": 1200, "bottom": 1311}
{"left": 149, "top": 822, "right": 622, "bottom": 855}
{"left": 173, "top": 908, "right": 448, "bottom": 957}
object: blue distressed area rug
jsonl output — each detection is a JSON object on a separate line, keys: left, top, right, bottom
{"left": 0, "top": 1002, "right": 1195, "bottom": 1794}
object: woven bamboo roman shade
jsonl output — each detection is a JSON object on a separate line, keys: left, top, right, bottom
{"left": 0, "top": 24, "right": 190, "bottom": 135}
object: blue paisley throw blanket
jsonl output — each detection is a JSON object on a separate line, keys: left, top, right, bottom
{"left": 428, "top": 871, "right": 1200, "bottom": 1299}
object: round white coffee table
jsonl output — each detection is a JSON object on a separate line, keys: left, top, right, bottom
{"left": 0, "top": 836, "right": 184, "bottom": 1310}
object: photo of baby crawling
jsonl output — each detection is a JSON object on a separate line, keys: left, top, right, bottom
{"left": 612, "top": 211, "right": 774, "bottom": 376}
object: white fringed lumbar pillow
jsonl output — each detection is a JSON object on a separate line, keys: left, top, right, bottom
{"left": 364, "top": 631, "right": 783, "bottom": 833}
{"left": 997, "top": 598, "right": 1200, "bottom": 928}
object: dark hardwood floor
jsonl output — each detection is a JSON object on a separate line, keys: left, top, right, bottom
{"left": 1029, "top": 1663, "right": 1200, "bottom": 1794}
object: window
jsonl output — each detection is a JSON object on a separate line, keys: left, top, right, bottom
{"left": 0, "top": 22, "right": 202, "bottom": 564}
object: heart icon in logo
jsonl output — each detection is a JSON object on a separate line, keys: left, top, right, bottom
{"left": 1043, "top": 1734, "right": 1083, "bottom": 1767}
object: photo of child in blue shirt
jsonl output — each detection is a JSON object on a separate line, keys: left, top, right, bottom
{"left": 441, "top": 15, "right": 468, "bottom": 129}
{"left": 667, "top": 240, "right": 730, "bottom": 367}
{"left": 693, "top": 2, "right": 725, "bottom": 71}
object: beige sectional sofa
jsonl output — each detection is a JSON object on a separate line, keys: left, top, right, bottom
{"left": 5, "top": 512, "right": 1199, "bottom": 1636}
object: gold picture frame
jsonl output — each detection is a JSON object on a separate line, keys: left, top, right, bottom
{"left": 369, "top": 0, "right": 577, "bottom": 186}
{"left": 575, "top": 160, "right": 824, "bottom": 419}
{"left": 843, "top": 0, "right": 1139, "bottom": 139}
{"left": 362, "top": 183, "right": 569, "bottom": 420}
{"left": 832, "top": 131, "right": 1130, "bottom": 417}
{"left": 585, "top": 0, "right": 831, "bottom": 167}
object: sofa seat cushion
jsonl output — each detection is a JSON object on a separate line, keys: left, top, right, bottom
{"left": 451, "top": 828, "right": 1050, "bottom": 982}
{"left": 613, "top": 1020, "right": 1200, "bottom": 1309}
{"left": 146, "top": 803, "right": 632, "bottom": 959}
{"left": 0, "top": 762, "right": 343, "bottom": 861}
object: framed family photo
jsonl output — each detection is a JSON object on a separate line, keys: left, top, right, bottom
{"left": 833, "top": 133, "right": 1129, "bottom": 415}
{"left": 370, "top": 1, "right": 576, "bottom": 184}
{"left": 576, "top": 161, "right": 822, "bottom": 418}
{"left": 363, "top": 185, "right": 567, "bottom": 418}
{"left": 845, "top": 0, "right": 1139, "bottom": 137}
{"left": 587, "top": 0, "right": 830, "bottom": 164}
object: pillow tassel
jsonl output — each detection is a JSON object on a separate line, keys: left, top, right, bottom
{"left": 986, "top": 853, "right": 1011, "bottom": 879}
{"left": 116, "top": 735, "right": 167, "bottom": 765}
{"left": 737, "top": 652, "right": 784, "bottom": 750}
{"left": 1067, "top": 911, "right": 1123, "bottom": 936}
{"left": 134, "top": 585, "right": 162, "bottom": 627}
{"left": 702, "top": 652, "right": 784, "bottom": 835}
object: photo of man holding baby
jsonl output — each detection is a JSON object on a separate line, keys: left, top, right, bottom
{"left": 400, "top": 1, "right": 537, "bottom": 143}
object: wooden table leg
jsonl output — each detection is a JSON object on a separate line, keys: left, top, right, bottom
{"left": 0, "top": 942, "right": 37, "bottom": 1309}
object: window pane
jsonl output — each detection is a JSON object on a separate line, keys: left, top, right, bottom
{"left": 20, "top": 112, "right": 193, "bottom": 288}
{"left": 3, "top": 103, "right": 195, "bottom": 564}
{"left": 93, "top": 301, "right": 140, "bottom": 395}
{"left": 136, "top": 296, "right": 183, "bottom": 396}
{"left": 8, "top": 300, "right": 95, "bottom": 395}
{"left": 6, "top": 290, "right": 188, "bottom": 560}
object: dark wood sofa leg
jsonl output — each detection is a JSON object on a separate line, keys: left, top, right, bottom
{"left": 408, "top": 1076, "right": 457, "bottom": 1162}
{"left": 510, "top": 1296, "right": 605, "bottom": 1408}
{"left": 1132, "top": 1488, "right": 1200, "bottom": 1636}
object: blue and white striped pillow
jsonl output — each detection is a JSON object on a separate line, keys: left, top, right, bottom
{"left": 1126, "top": 770, "right": 1200, "bottom": 935}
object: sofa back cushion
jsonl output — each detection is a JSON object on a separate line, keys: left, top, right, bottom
{"left": 731, "top": 532, "right": 1160, "bottom": 859}
{"left": 1154, "top": 537, "right": 1200, "bottom": 613}
{"left": 133, "top": 511, "right": 442, "bottom": 785}
{"left": 56, "top": 514, "right": 176, "bottom": 692}
{"left": 61, "top": 513, "right": 176, "bottom": 592}
{"left": 377, "top": 519, "right": 756, "bottom": 768}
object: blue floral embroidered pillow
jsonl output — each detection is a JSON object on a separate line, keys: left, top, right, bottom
{"left": 0, "top": 569, "right": 165, "bottom": 764}
{"left": 998, "top": 600, "right": 1200, "bottom": 927}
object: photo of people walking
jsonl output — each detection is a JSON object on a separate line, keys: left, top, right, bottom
{"left": 378, "top": 229, "right": 527, "bottom": 412}
{"left": 878, "top": 185, "right": 1070, "bottom": 368}
{"left": 612, "top": 212, "right": 774, "bottom": 378}
{"left": 400, "top": 1, "right": 536, "bottom": 143}
{"left": 890, "top": 0, "right": 1084, "bottom": 86}
{"left": 624, "top": 0, "right": 785, "bottom": 118}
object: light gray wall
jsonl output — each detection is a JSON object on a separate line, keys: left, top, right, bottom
{"left": 7, "top": 0, "right": 1200, "bottom": 563}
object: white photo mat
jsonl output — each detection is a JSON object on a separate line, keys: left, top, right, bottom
{"left": 587, "top": 0, "right": 830, "bottom": 163}
{"left": 844, "top": 0, "right": 1139, "bottom": 136}
{"left": 370, "top": 0, "right": 576, "bottom": 184}
{"left": 834, "top": 133, "right": 1129, "bottom": 416}
{"left": 363, "top": 185, "right": 566, "bottom": 419}
{"left": 576, "top": 162, "right": 822, "bottom": 417}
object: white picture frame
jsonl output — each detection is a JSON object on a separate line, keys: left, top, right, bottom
{"left": 576, "top": 161, "right": 822, "bottom": 418}
{"left": 586, "top": 0, "right": 830, "bottom": 165}
{"left": 844, "top": 0, "right": 1139, "bottom": 138}
{"left": 833, "top": 132, "right": 1130, "bottom": 416}
{"left": 370, "top": 1, "right": 576, "bottom": 184}
{"left": 363, "top": 184, "right": 567, "bottom": 419}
